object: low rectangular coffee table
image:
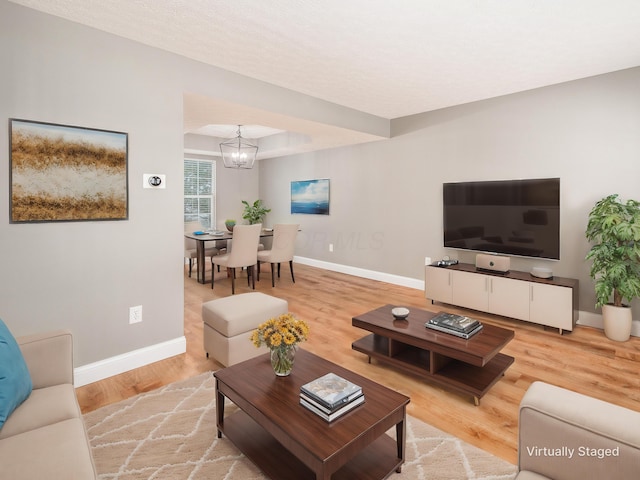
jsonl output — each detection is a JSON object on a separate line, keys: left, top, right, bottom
{"left": 214, "top": 348, "right": 410, "bottom": 480}
{"left": 352, "top": 305, "right": 514, "bottom": 405}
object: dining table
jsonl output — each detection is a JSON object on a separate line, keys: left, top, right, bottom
{"left": 184, "top": 229, "right": 274, "bottom": 284}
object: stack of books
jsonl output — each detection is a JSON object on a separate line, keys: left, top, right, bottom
{"left": 300, "top": 373, "right": 364, "bottom": 422}
{"left": 425, "top": 312, "right": 483, "bottom": 339}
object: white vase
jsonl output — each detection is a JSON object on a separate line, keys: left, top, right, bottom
{"left": 602, "top": 304, "right": 632, "bottom": 342}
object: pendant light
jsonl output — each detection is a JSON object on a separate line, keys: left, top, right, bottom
{"left": 219, "top": 125, "right": 258, "bottom": 169}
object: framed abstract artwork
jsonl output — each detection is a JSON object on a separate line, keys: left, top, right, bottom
{"left": 291, "top": 178, "right": 330, "bottom": 215}
{"left": 9, "top": 119, "right": 128, "bottom": 223}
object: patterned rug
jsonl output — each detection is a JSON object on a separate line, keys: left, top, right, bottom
{"left": 84, "top": 373, "right": 517, "bottom": 480}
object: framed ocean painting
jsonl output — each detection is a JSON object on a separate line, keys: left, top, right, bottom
{"left": 291, "top": 179, "right": 330, "bottom": 215}
{"left": 9, "top": 119, "right": 128, "bottom": 223}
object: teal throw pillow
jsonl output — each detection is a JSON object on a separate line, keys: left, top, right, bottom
{"left": 0, "top": 318, "right": 33, "bottom": 429}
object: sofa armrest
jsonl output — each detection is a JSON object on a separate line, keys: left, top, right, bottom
{"left": 17, "top": 330, "right": 74, "bottom": 389}
{"left": 518, "top": 381, "right": 640, "bottom": 480}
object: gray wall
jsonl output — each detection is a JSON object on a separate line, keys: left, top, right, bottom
{"left": 259, "top": 67, "right": 640, "bottom": 315}
{"left": 0, "top": 3, "right": 185, "bottom": 365}
{"left": 0, "top": 1, "right": 382, "bottom": 368}
{"left": 2, "top": 1, "right": 638, "bottom": 372}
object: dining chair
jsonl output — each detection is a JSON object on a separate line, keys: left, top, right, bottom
{"left": 211, "top": 223, "right": 262, "bottom": 294}
{"left": 184, "top": 221, "right": 219, "bottom": 278}
{"left": 257, "top": 224, "right": 299, "bottom": 287}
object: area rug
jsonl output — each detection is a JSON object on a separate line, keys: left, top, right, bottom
{"left": 84, "top": 373, "right": 517, "bottom": 480}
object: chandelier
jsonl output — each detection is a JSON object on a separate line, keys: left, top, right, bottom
{"left": 219, "top": 125, "right": 258, "bottom": 169}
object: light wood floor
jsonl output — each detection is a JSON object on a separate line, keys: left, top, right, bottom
{"left": 76, "top": 262, "right": 640, "bottom": 465}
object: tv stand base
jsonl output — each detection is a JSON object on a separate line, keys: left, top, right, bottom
{"left": 425, "top": 263, "right": 578, "bottom": 333}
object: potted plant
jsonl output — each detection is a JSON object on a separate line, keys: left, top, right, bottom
{"left": 585, "top": 194, "right": 640, "bottom": 341}
{"left": 242, "top": 199, "right": 271, "bottom": 225}
{"left": 224, "top": 219, "right": 236, "bottom": 232}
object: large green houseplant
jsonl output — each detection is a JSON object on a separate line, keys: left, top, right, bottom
{"left": 585, "top": 194, "right": 640, "bottom": 341}
{"left": 242, "top": 199, "right": 271, "bottom": 225}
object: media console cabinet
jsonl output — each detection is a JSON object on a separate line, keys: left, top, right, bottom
{"left": 425, "top": 263, "right": 579, "bottom": 333}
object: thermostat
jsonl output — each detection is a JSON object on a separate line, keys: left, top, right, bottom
{"left": 143, "top": 174, "right": 166, "bottom": 189}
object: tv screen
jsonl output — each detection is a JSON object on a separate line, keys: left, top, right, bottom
{"left": 443, "top": 178, "right": 560, "bottom": 260}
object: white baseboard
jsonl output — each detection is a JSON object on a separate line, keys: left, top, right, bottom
{"left": 578, "top": 311, "right": 640, "bottom": 337}
{"left": 295, "top": 257, "right": 640, "bottom": 337}
{"left": 577, "top": 310, "right": 603, "bottom": 329}
{"left": 294, "top": 256, "right": 424, "bottom": 290}
{"left": 74, "top": 336, "right": 186, "bottom": 387}
{"left": 74, "top": 260, "right": 417, "bottom": 388}
{"left": 75, "top": 262, "right": 638, "bottom": 388}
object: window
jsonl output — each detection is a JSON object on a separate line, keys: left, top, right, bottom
{"left": 184, "top": 158, "right": 215, "bottom": 229}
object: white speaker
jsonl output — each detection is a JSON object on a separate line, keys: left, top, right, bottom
{"left": 475, "top": 253, "right": 510, "bottom": 273}
{"left": 531, "top": 267, "right": 553, "bottom": 279}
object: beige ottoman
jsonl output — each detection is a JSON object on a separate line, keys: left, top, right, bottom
{"left": 202, "top": 292, "right": 288, "bottom": 367}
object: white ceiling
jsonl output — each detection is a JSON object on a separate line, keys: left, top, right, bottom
{"left": 11, "top": 0, "right": 640, "bottom": 158}
{"left": 193, "top": 125, "right": 285, "bottom": 140}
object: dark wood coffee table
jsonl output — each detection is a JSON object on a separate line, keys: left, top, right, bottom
{"left": 352, "top": 305, "right": 514, "bottom": 405}
{"left": 214, "top": 348, "right": 410, "bottom": 480}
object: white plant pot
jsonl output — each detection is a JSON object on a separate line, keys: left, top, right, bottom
{"left": 602, "top": 304, "right": 632, "bottom": 342}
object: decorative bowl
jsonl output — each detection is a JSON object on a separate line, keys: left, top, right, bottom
{"left": 391, "top": 307, "right": 410, "bottom": 320}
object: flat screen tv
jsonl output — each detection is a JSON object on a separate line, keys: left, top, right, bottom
{"left": 443, "top": 178, "right": 560, "bottom": 260}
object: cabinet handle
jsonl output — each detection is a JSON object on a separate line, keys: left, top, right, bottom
{"left": 530, "top": 285, "right": 533, "bottom": 302}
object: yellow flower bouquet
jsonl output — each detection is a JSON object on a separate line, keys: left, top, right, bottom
{"left": 251, "top": 313, "right": 309, "bottom": 375}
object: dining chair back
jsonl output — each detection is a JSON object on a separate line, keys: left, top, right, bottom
{"left": 184, "top": 221, "right": 218, "bottom": 277}
{"left": 257, "top": 224, "right": 299, "bottom": 287}
{"left": 211, "top": 223, "right": 262, "bottom": 293}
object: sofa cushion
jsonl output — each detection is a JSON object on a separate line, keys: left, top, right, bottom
{"left": 0, "top": 319, "right": 33, "bottom": 430}
{"left": 0, "top": 384, "right": 80, "bottom": 440}
{"left": 0, "top": 418, "right": 96, "bottom": 479}
{"left": 518, "top": 381, "right": 640, "bottom": 480}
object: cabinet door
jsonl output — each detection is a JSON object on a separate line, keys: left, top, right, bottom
{"left": 451, "top": 270, "right": 489, "bottom": 311}
{"left": 425, "top": 266, "right": 453, "bottom": 304}
{"left": 488, "top": 277, "right": 530, "bottom": 321}
{"left": 530, "top": 283, "right": 573, "bottom": 331}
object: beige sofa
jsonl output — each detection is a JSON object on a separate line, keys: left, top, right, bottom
{"left": 517, "top": 381, "right": 640, "bottom": 480}
{"left": 0, "top": 330, "right": 97, "bottom": 479}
